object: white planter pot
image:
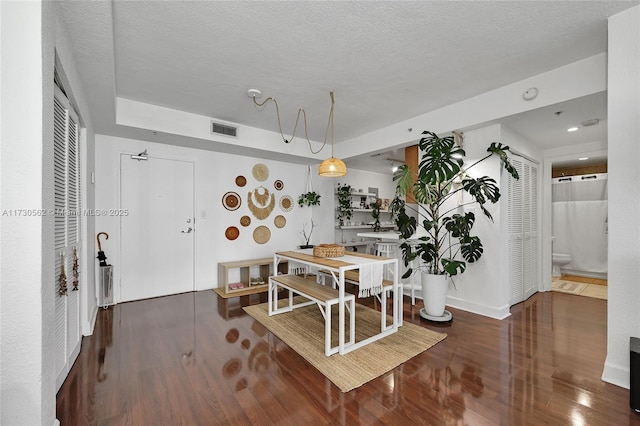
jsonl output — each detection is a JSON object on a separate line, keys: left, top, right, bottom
{"left": 421, "top": 273, "right": 449, "bottom": 317}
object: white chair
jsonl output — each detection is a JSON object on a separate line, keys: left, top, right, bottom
{"left": 374, "top": 241, "right": 397, "bottom": 280}
{"left": 406, "top": 254, "right": 418, "bottom": 306}
{"left": 374, "top": 241, "right": 397, "bottom": 258}
{"left": 374, "top": 241, "right": 416, "bottom": 306}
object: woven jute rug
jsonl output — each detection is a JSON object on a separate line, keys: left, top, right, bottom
{"left": 244, "top": 299, "right": 447, "bottom": 392}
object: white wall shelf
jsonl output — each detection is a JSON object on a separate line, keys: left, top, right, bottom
{"left": 336, "top": 225, "right": 396, "bottom": 230}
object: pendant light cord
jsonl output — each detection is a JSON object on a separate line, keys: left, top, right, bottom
{"left": 251, "top": 91, "right": 334, "bottom": 155}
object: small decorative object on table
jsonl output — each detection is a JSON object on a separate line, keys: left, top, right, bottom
{"left": 299, "top": 220, "right": 316, "bottom": 249}
{"left": 313, "top": 244, "right": 345, "bottom": 258}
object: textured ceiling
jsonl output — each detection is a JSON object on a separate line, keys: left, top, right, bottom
{"left": 58, "top": 0, "right": 636, "bottom": 172}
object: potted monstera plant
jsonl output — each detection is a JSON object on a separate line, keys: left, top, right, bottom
{"left": 392, "top": 131, "right": 519, "bottom": 321}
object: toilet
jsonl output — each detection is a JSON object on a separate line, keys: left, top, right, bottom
{"left": 552, "top": 253, "right": 571, "bottom": 277}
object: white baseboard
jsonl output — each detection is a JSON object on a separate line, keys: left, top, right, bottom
{"left": 83, "top": 305, "right": 98, "bottom": 336}
{"left": 602, "top": 359, "right": 630, "bottom": 389}
{"left": 561, "top": 268, "right": 607, "bottom": 280}
{"left": 196, "top": 280, "right": 216, "bottom": 291}
{"left": 446, "top": 295, "right": 511, "bottom": 320}
{"left": 54, "top": 419, "right": 60, "bottom": 426}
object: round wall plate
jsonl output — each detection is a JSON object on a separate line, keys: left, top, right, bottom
{"left": 225, "top": 226, "right": 240, "bottom": 240}
{"left": 222, "top": 192, "right": 241, "bottom": 211}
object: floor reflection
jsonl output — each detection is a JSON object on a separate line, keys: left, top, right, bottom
{"left": 58, "top": 289, "right": 633, "bottom": 425}
{"left": 95, "top": 306, "right": 113, "bottom": 382}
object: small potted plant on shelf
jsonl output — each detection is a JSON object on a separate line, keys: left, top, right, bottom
{"left": 393, "top": 130, "right": 519, "bottom": 322}
{"left": 299, "top": 220, "right": 316, "bottom": 249}
{"left": 336, "top": 183, "right": 353, "bottom": 226}
{"left": 370, "top": 198, "right": 382, "bottom": 232}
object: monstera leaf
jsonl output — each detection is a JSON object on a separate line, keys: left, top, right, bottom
{"left": 487, "top": 142, "right": 520, "bottom": 180}
{"left": 417, "top": 131, "right": 464, "bottom": 185}
{"left": 460, "top": 236, "right": 484, "bottom": 263}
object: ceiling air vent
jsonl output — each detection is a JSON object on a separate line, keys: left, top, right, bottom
{"left": 210, "top": 120, "right": 238, "bottom": 138}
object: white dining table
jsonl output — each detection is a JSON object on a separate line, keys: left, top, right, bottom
{"left": 272, "top": 249, "right": 401, "bottom": 355}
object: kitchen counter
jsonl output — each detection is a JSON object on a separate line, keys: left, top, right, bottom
{"left": 356, "top": 231, "right": 401, "bottom": 240}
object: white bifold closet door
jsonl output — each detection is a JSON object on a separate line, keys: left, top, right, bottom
{"left": 53, "top": 85, "right": 82, "bottom": 391}
{"left": 508, "top": 157, "right": 539, "bottom": 306}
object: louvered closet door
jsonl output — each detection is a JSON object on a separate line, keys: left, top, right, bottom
{"left": 53, "top": 85, "right": 82, "bottom": 391}
{"left": 508, "top": 157, "right": 539, "bottom": 306}
{"left": 508, "top": 158, "right": 525, "bottom": 306}
{"left": 523, "top": 163, "right": 538, "bottom": 299}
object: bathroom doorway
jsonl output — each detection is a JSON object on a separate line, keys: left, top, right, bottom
{"left": 550, "top": 159, "right": 608, "bottom": 300}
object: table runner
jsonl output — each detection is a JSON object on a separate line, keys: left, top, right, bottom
{"left": 331, "top": 254, "right": 383, "bottom": 298}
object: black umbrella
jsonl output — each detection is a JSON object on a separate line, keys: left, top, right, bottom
{"left": 96, "top": 232, "right": 109, "bottom": 266}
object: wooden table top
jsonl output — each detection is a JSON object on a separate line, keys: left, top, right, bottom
{"left": 275, "top": 250, "right": 388, "bottom": 269}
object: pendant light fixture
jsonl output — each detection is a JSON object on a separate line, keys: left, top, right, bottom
{"left": 318, "top": 91, "right": 346, "bottom": 177}
{"left": 248, "top": 89, "right": 346, "bottom": 177}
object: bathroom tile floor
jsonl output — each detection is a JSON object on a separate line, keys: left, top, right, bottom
{"left": 552, "top": 275, "right": 608, "bottom": 300}
{"left": 560, "top": 274, "right": 607, "bottom": 286}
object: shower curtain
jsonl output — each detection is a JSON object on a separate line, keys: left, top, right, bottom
{"left": 552, "top": 173, "right": 608, "bottom": 276}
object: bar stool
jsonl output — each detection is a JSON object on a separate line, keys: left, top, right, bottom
{"left": 406, "top": 251, "right": 419, "bottom": 306}
{"left": 374, "top": 241, "right": 415, "bottom": 306}
{"left": 374, "top": 242, "right": 397, "bottom": 258}
{"left": 374, "top": 241, "right": 398, "bottom": 288}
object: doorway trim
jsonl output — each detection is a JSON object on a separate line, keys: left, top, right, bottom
{"left": 542, "top": 146, "right": 607, "bottom": 292}
{"left": 116, "top": 152, "right": 196, "bottom": 303}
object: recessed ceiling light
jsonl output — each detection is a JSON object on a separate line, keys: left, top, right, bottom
{"left": 567, "top": 127, "right": 579, "bottom": 132}
{"left": 578, "top": 157, "right": 589, "bottom": 161}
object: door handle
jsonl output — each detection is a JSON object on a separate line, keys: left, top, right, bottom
{"left": 181, "top": 227, "right": 193, "bottom": 233}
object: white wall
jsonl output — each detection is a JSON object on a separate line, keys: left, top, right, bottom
{"left": 434, "top": 123, "right": 541, "bottom": 319}
{"left": 603, "top": 4, "right": 640, "bottom": 389}
{"left": 95, "top": 135, "right": 394, "bottom": 296}
{"left": 334, "top": 168, "right": 397, "bottom": 201}
{"left": 442, "top": 125, "right": 507, "bottom": 318}
{"left": 52, "top": 0, "right": 98, "bottom": 337}
{"left": 1, "top": 2, "right": 96, "bottom": 424}
{"left": 0, "top": 2, "right": 55, "bottom": 425}
{"left": 501, "top": 125, "right": 544, "bottom": 164}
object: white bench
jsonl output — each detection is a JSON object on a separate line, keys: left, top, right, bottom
{"left": 317, "top": 269, "right": 396, "bottom": 331}
{"left": 268, "top": 274, "right": 355, "bottom": 356}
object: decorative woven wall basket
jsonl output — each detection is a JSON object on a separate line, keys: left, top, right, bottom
{"left": 313, "top": 244, "right": 345, "bottom": 258}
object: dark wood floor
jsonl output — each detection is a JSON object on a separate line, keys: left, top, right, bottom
{"left": 57, "top": 289, "right": 640, "bottom": 425}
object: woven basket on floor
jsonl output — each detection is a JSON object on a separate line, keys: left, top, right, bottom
{"left": 313, "top": 244, "right": 345, "bottom": 258}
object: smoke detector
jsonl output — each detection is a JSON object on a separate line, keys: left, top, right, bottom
{"left": 522, "top": 87, "right": 538, "bottom": 101}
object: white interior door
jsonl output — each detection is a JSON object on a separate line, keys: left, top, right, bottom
{"left": 120, "top": 155, "right": 195, "bottom": 302}
{"left": 508, "top": 157, "right": 539, "bottom": 306}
